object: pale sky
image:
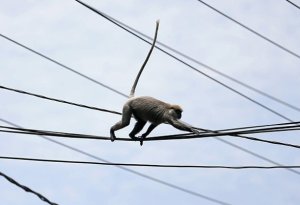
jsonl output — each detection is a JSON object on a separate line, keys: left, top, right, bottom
{"left": 0, "top": 0, "right": 300, "bottom": 205}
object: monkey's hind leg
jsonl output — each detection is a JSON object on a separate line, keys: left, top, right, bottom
{"left": 129, "top": 120, "right": 146, "bottom": 140}
{"left": 110, "top": 104, "right": 132, "bottom": 142}
{"left": 139, "top": 123, "right": 158, "bottom": 146}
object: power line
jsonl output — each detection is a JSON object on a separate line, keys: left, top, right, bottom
{"left": 196, "top": 0, "right": 300, "bottom": 59}
{"left": 0, "top": 118, "right": 230, "bottom": 205}
{"left": 286, "top": 0, "right": 300, "bottom": 10}
{"left": 85, "top": 5, "right": 300, "bottom": 113}
{"left": 1, "top": 82, "right": 300, "bottom": 136}
{"left": 0, "top": 85, "right": 121, "bottom": 115}
{"left": 1, "top": 122, "right": 300, "bottom": 149}
{"left": 0, "top": 171, "right": 58, "bottom": 205}
{"left": 74, "top": 0, "right": 293, "bottom": 122}
{"left": 73, "top": 0, "right": 300, "bottom": 177}
{"left": 1, "top": 156, "right": 300, "bottom": 169}
{"left": 0, "top": 33, "right": 128, "bottom": 98}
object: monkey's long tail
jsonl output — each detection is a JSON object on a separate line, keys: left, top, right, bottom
{"left": 129, "top": 20, "right": 160, "bottom": 98}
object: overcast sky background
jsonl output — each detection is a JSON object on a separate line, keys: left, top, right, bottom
{"left": 0, "top": 0, "right": 300, "bottom": 204}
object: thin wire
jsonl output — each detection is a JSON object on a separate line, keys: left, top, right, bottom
{"left": 196, "top": 0, "right": 300, "bottom": 59}
{"left": 89, "top": 6, "right": 300, "bottom": 113}
{"left": 74, "top": 0, "right": 293, "bottom": 122}
{"left": 0, "top": 171, "right": 58, "bottom": 205}
{"left": 0, "top": 85, "right": 122, "bottom": 115}
{"left": 0, "top": 33, "right": 128, "bottom": 98}
{"left": 286, "top": 0, "right": 300, "bottom": 10}
{"left": 1, "top": 123, "right": 300, "bottom": 149}
{"left": 0, "top": 118, "right": 230, "bottom": 205}
{"left": 1, "top": 156, "right": 300, "bottom": 169}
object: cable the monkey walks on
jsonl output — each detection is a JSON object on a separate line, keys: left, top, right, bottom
{"left": 110, "top": 20, "right": 199, "bottom": 145}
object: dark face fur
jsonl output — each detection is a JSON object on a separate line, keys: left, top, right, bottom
{"left": 174, "top": 109, "right": 182, "bottom": 119}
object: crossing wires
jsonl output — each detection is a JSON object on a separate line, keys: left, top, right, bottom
{"left": 74, "top": 0, "right": 294, "bottom": 122}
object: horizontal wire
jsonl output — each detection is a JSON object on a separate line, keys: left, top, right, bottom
{"left": 1, "top": 156, "right": 300, "bottom": 169}
{"left": 0, "top": 171, "right": 58, "bottom": 205}
{"left": 74, "top": 0, "right": 293, "bottom": 122}
{"left": 1, "top": 122, "right": 299, "bottom": 149}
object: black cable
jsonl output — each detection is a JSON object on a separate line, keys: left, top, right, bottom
{"left": 287, "top": 0, "right": 300, "bottom": 9}
{"left": 0, "top": 33, "right": 128, "bottom": 98}
{"left": 196, "top": 0, "right": 300, "bottom": 59}
{"left": 0, "top": 85, "right": 122, "bottom": 115}
{"left": 0, "top": 118, "right": 229, "bottom": 205}
{"left": 1, "top": 156, "right": 300, "bottom": 169}
{"left": 74, "top": 0, "right": 293, "bottom": 122}
{"left": 0, "top": 171, "right": 58, "bottom": 205}
{"left": 88, "top": 6, "right": 300, "bottom": 113}
{"left": 1, "top": 123, "right": 300, "bottom": 149}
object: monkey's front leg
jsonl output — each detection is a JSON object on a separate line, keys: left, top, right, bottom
{"left": 139, "top": 123, "right": 158, "bottom": 146}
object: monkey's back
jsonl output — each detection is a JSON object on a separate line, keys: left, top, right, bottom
{"left": 128, "top": 96, "right": 170, "bottom": 123}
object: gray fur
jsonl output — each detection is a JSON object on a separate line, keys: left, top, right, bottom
{"left": 110, "top": 21, "right": 198, "bottom": 145}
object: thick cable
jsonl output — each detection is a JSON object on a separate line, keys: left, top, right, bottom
{"left": 1, "top": 123, "right": 300, "bottom": 149}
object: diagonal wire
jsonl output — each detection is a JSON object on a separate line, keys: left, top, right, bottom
{"left": 0, "top": 171, "right": 58, "bottom": 205}
{"left": 74, "top": 0, "right": 293, "bottom": 122}
{"left": 1, "top": 156, "right": 300, "bottom": 169}
{"left": 82, "top": 4, "right": 300, "bottom": 113}
{"left": 286, "top": 0, "right": 300, "bottom": 10}
{"left": 0, "top": 33, "right": 128, "bottom": 98}
{"left": 196, "top": 0, "right": 300, "bottom": 59}
{"left": 0, "top": 118, "right": 231, "bottom": 205}
{"left": 0, "top": 85, "right": 121, "bottom": 115}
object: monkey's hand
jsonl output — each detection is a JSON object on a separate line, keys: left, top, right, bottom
{"left": 139, "top": 134, "right": 147, "bottom": 146}
{"left": 191, "top": 128, "right": 201, "bottom": 135}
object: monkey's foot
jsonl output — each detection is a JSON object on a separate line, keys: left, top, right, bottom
{"left": 140, "top": 140, "right": 144, "bottom": 146}
{"left": 110, "top": 134, "right": 116, "bottom": 142}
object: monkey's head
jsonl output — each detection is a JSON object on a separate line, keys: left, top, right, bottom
{"left": 169, "top": 105, "right": 183, "bottom": 119}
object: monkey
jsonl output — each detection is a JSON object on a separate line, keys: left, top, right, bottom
{"left": 110, "top": 20, "right": 199, "bottom": 145}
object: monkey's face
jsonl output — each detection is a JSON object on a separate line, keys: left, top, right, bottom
{"left": 169, "top": 109, "right": 182, "bottom": 119}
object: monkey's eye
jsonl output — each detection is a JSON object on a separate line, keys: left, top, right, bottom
{"left": 175, "top": 110, "right": 182, "bottom": 119}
